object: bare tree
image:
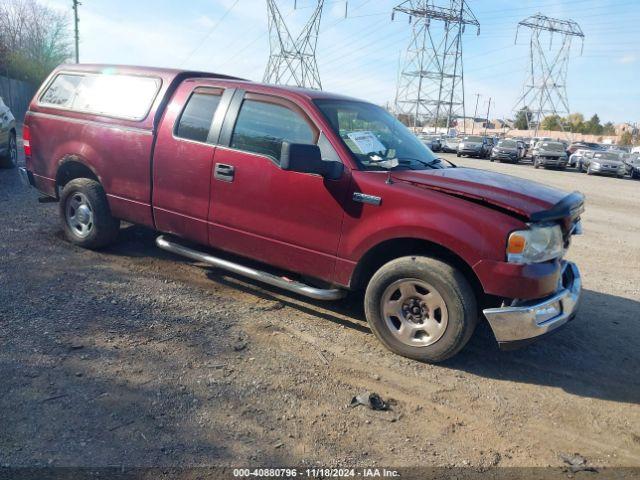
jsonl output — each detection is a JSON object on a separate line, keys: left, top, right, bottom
{"left": 0, "top": 0, "right": 72, "bottom": 84}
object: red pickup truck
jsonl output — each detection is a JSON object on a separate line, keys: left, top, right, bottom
{"left": 20, "top": 64, "right": 584, "bottom": 362}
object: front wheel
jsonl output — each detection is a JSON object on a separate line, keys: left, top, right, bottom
{"left": 456, "top": 153, "right": 461, "bottom": 158}
{"left": 60, "top": 178, "right": 120, "bottom": 249}
{"left": 0, "top": 131, "right": 18, "bottom": 169}
{"left": 364, "top": 256, "right": 478, "bottom": 363}
{"left": 533, "top": 157, "right": 539, "bottom": 169}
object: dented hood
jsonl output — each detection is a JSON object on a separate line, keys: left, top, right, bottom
{"left": 391, "top": 167, "right": 570, "bottom": 220}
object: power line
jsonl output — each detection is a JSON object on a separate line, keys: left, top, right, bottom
{"left": 180, "top": 0, "right": 241, "bottom": 67}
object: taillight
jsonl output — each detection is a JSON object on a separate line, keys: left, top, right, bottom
{"left": 23, "top": 124, "right": 31, "bottom": 157}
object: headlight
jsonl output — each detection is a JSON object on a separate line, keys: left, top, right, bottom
{"left": 591, "top": 162, "right": 601, "bottom": 167}
{"left": 507, "top": 224, "right": 564, "bottom": 264}
{"left": 459, "top": 143, "right": 465, "bottom": 148}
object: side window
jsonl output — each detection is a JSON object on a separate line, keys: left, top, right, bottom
{"left": 175, "top": 89, "right": 223, "bottom": 143}
{"left": 230, "top": 99, "right": 315, "bottom": 162}
{"left": 39, "top": 73, "right": 160, "bottom": 120}
{"left": 40, "top": 74, "right": 84, "bottom": 107}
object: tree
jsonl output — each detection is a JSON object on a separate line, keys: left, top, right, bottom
{"left": 0, "top": 0, "right": 72, "bottom": 84}
{"left": 541, "top": 114, "right": 562, "bottom": 131}
{"left": 583, "top": 114, "right": 603, "bottom": 135}
{"left": 565, "top": 113, "right": 584, "bottom": 132}
{"left": 603, "top": 122, "right": 616, "bottom": 135}
{"left": 620, "top": 131, "right": 633, "bottom": 146}
{"left": 514, "top": 107, "right": 532, "bottom": 130}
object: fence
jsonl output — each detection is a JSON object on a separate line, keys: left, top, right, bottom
{"left": 0, "top": 75, "right": 36, "bottom": 122}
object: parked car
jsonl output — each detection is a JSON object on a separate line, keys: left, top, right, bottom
{"left": 21, "top": 64, "right": 585, "bottom": 362}
{"left": 531, "top": 141, "right": 568, "bottom": 169}
{"left": 579, "top": 151, "right": 626, "bottom": 177}
{"left": 419, "top": 133, "right": 442, "bottom": 152}
{"left": 569, "top": 148, "right": 592, "bottom": 168}
{"left": 457, "top": 135, "right": 490, "bottom": 158}
{"left": 624, "top": 154, "right": 640, "bottom": 179}
{"left": 441, "top": 137, "right": 460, "bottom": 153}
{"left": 490, "top": 139, "right": 523, "bottom": 163}
{"left": 567, "top": 142, "right": 601, "bottom": 155}
{"left": 0, "top": 96, "right": 18, "bottom": 169}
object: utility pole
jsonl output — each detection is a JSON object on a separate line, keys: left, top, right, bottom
{"left": 512, "top": 14, "right": 584, "bottom": 132}
{"left": 264, "top": 0, "right": 325, "bottom": 90}
{"left": 392, "top": 0, "right": 480, "bottom": 129}
{"left": 72, "top": 0, "right": 81, "bottom": 63}
{"left": 471, "top": 93, "right": 480, "bottom": 134}
{"left": 484, "top": 97, "right": 491, "bottom": 135}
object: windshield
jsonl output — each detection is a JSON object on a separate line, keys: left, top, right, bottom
{"left": 463, "top": 136, "right": 483, "bottom": 143}
{"left": 314, "top": 99, "right": 448, "bottom": 171}
{"left": 498, "top": 140, "right": 517, "bottom": 148}
{"left": 540, "top": 142, "right": 565, "bottom": 150}
{"left": 593, "top": 152, "right": 620, "bottom": 161}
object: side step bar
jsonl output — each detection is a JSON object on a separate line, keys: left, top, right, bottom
{"left": 156, "top": 235, "right": 346, "bottom": 301}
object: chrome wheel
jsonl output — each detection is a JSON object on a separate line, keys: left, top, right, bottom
{"left": 65, "top": 192, "right": 94, "bottom": 238}
{"left": 9, "top": 134, "right": 17, "bottom": 167}
{"left": 380, "top": 279, "right": 448, "bottom": 347}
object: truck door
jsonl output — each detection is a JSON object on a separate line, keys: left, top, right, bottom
{"left": 152, "top": 83, "right": 233, "bottom": 245}
{"left": 208, "top": 91, "right": 350, "bottom": 282}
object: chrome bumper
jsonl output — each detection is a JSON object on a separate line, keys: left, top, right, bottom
{"left": 483, "top": 262, "right": 581, "bottom": 344}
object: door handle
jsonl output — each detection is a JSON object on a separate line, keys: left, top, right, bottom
{"left": 214, "top": 163, "right": 235, "bottom": 182}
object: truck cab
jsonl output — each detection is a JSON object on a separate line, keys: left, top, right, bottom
{"left": 21, "top": 64, "right": 584, "bottom": 362}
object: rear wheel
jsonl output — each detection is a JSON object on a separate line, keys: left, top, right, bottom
{"left": 0, "top": 131, "right": 18, "bottom": 169}
{"left": 364, "top": 256, "right": 478, "bottom": 363}
{"left": 60, "top": 178, "right": 120, "bottom": 249}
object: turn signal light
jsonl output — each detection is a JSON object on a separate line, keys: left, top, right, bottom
{"left": 507, "top": 233, "right": 526, "bottom": 254}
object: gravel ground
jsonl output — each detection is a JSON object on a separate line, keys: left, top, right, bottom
{"left": 1, "top": 148, "right": 639, "bottom": 470}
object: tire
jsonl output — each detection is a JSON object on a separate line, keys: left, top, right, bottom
{"left": 533, "top": 157, "right": 539, "bottom": 169}
{"left": 0, "top": 131, "right": 18, "bottom": 169}
{"left": 587, "top": 165, "right": 593, "bottom": 175}
{"left": 59, "top": 178, "right": 120, "bottom": 249}
{"left": 364, "top": 256, "right": 478, "bottom": 363}
{"left": 456, "top": 153, "right": 461, "bottom": 158}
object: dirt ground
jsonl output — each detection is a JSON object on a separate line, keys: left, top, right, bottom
{"left": 1, "top": 147, "right": 639, "bottom": 471}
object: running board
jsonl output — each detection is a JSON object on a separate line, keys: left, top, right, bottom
{"left": 156, "top": 235, "right": 346, "bottom": 301}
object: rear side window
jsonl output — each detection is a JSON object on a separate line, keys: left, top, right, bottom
{"left": 39, "top": 73, "right": 161, "bottom": 121}
{"left": 231, "top": 99, "right": 315, "bottom": 162}
{"left": 175, "top": 89, "right": 223, "bottom": 143}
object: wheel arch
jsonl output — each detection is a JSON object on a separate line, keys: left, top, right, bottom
{"left": 55, "top": 156, "right": 101, "bottom": 198}
{"left": 349, "top": 237, "right": 484, "bottom": 303}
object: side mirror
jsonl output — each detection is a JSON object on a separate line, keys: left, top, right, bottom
{"left": 280, "top": 142, "right": 343, "bottom": 180}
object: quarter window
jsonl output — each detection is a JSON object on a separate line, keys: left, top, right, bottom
{"left": 39, "top": 73, "right": 160, "bottom": 120}
{"left": 175, "top": 90, "right": 222, "bottom": 143}
{"left": 230, "top": 99, "right": 315, "bottom": 162}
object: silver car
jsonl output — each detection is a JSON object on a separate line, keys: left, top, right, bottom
{"left": 579, "top": 151, "right": 626, "bottom": 178}
{"left": 0, "top": 96, "right": 18, "bottom": 169}
{"left": 531, "top": 141, "right": 568, "bottom": 169}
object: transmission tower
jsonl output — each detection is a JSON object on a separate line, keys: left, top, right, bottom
{"left": 264, "top": 0, "right": 325, "bottom": 90}
{"left": 512, "top": 13, "right": 584, "bottom": 133}
{"left": 392, "top": 0, "right": 479, "bottom": 130}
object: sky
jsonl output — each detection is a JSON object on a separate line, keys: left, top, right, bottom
{"left": 42, "top": 0, "right": 640, "bottom": 124}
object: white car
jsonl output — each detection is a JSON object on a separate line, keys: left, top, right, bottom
{"left": 569, "top": 149, "right": 592, "bottom": 168}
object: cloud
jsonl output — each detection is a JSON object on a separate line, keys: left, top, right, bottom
{"left": 619, "top": 54, "right": 637, "bottom": 65}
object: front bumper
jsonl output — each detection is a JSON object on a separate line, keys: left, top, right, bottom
{"left": 538, "top": 156, "right": 567, "bottom": 167}
{"left": 589, "top": 165, "right": 624, "bottom": 176}
{"left": 483, "top": 261, "right": 581, "bottom": 345}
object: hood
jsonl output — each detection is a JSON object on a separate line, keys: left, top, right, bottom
{"left": 495, "top": 146, "right": 518, "bottom": 152}
{"left": 391, "top": 167, "right": 569, "bottom": 220}
{"left": 592, "top": 158, "right": 623, "bottom": 165}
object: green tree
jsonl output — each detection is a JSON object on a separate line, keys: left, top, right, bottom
{"left": 565, "top": 113, "right": 585, "bottom": 132}
{"left": 583, "top": 114, "right": 603, "bottom": 135}
{"left": 514, "top": 107, "right": 532, "bottom": 130}
{"left": 541, "top": 114, "right": 562, "bottom": 131}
